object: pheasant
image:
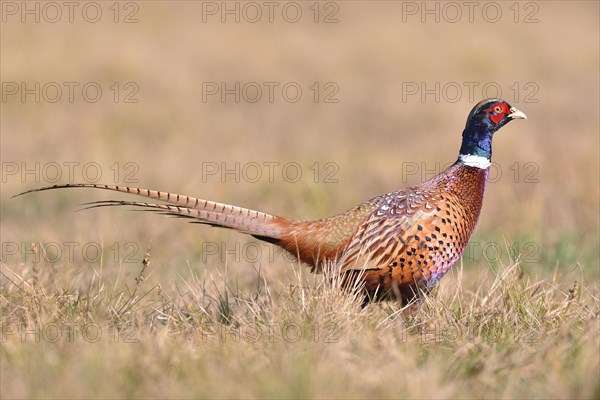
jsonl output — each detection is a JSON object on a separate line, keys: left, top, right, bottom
{"left": 16, "top": 99, "right": 526, "bottom": 305}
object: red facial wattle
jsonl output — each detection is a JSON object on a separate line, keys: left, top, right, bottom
{"left": 487, "top": 102, "right": 509, "bottom": 124}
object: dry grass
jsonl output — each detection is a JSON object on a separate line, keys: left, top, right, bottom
{"left": 1, "top": 1, "right": 599, "bottom": 399}
{"left": 1, "top": 250, "right": 598, "bottom": 399}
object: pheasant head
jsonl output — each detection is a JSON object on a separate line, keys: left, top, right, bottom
{"left": 459, "top": 98, "right": 527, "bottom": 168}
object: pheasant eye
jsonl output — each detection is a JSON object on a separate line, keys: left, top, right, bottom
{"left": 493, "top": 105, "right": 503, "bottom": 113}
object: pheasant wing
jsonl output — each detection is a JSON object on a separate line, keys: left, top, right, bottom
{"left": 338, "top": 190, "right": 441, "bottom": 272}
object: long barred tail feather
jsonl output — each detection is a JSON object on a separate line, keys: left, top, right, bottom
{"left": 15, "top": 184, "right": 288, "bottom": 241}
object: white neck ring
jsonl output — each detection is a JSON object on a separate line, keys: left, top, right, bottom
{"left": 459, "top": 154, "right": 491, "bottom": 169}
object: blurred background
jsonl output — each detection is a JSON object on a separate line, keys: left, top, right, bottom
{"left": 2, "top": 1, "right": 598, "bottom": 287}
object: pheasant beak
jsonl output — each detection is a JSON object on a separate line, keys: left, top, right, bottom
{"left": 508, "top": 107, "right": 527, "bottom": 120}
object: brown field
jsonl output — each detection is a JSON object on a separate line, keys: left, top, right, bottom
{"left": 1, "top": 1, "right": 599, "bottom": 399}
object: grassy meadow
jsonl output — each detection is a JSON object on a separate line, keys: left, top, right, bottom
{"left": 1, "top": 1, "right": 599, "bottom": 399}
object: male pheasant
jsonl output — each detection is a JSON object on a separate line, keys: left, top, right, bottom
{"left": 16, "top": 99, "right": 526, "bottom": 305}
